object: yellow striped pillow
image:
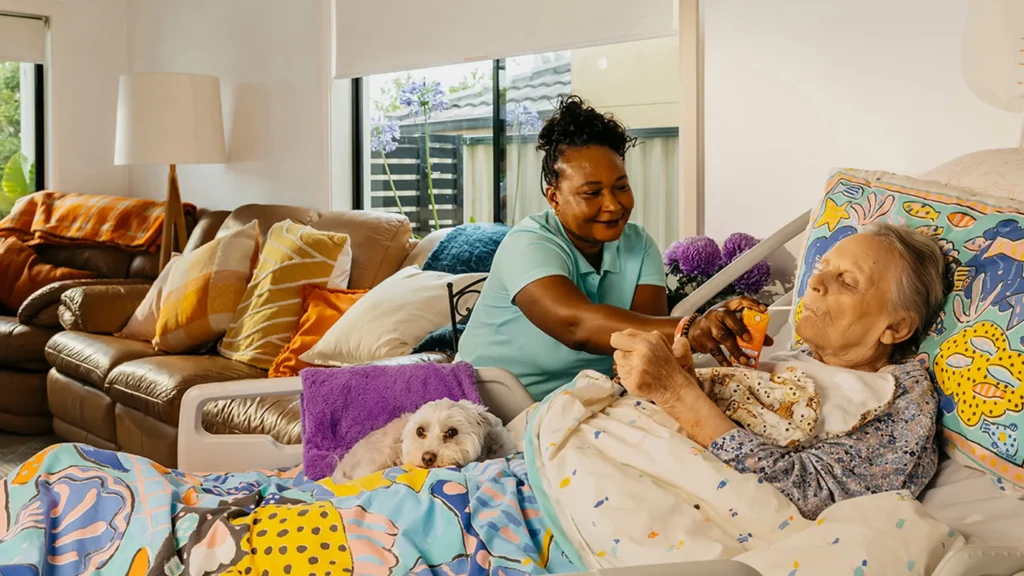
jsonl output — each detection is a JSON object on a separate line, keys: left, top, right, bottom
{"left": 152, "top": 220, "right": 261, "bottom": 353}
{"left": 219, "top": 220, "right": 352, "bottom": 369}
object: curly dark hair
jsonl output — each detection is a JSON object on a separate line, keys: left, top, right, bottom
{"left": 536, "top": 95, "right": 637, "bottom": 189}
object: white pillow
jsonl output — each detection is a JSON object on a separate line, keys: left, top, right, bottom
{"left": 920, "top": 148, "right": 1024, "bottom": 203}
{"left": 300, "top": 266, "right": 486, "bottom": 366}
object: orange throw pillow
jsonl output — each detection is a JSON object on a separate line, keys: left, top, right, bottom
{"left": 269, "top": 285, "right": 368, "bottom": 378}
{"left": 0, "top": 237, "right": 95, "bottom": 310}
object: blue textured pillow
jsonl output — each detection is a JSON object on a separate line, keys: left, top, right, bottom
{"left": 423, "top": 223, "right": 510, "bottom": 275}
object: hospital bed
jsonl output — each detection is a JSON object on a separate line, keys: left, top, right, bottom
{"left": 177, "top": 208, "right": 1024, "bottom": 575}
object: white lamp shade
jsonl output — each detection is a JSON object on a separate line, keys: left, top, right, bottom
{"left": 962, "top": 0, "right": 1024, "bottom": 113}
{"left": 114, "top": 73, "right": 227, "bottom": 166}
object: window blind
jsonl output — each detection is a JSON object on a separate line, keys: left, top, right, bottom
{"left": 335, "top": 0, "right": 677, "bottom": 79}
{"left": 0, "top": 14, "right": 45, "bottom": 64}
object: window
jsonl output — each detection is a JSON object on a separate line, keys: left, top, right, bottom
{"left": 358, "top": 61, "right": 494, "bottom": 236}
{"left": 0, "top": 12, "right": 46, "bottom": 218}
{"left": 0, "top": 61, "right": 44, "bottom": 218}
{"left": 351, "top": 35, "right": 679, "bottom": 248}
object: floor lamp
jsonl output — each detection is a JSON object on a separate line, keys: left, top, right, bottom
{"left": 114, "top": 73, "right": 227, "bottom": 270}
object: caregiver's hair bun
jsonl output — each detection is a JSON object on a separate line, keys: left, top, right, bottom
{"left": 536, "top": 95, "right": 636, "bottom": 188}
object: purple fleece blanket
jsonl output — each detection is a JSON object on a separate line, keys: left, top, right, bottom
{"left": 300, "top": 361, "right": 481, "bottom": 480}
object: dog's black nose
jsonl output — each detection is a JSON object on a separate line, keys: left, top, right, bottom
{"left": 421, "top": 451, "right": 436, "bottom": 467}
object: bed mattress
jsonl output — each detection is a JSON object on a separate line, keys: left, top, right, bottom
{"left": 921, "top": 457, "right": 1024, "bottom": 547}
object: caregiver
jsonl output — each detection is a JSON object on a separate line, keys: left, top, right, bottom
{"left": 612, "top": 223, "right": 947, "bottom": 519}
{"left": 457, "top": 95, "right": 766, "bottom": 401}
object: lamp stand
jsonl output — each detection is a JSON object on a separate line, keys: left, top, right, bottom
{"left": 159, "top": 163, "right": 189, "bottom": 271}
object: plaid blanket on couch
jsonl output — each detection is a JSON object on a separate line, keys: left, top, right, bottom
{"left": 0, "top": 192, "right": 196, "bottom": 252}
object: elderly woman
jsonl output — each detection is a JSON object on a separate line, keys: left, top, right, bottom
{"left": 612, "top": 223, "right": 946, "bottom": 519}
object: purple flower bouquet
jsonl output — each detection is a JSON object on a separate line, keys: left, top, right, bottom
{"left": 664, "top": 233, "right": 771, "bottom": 312}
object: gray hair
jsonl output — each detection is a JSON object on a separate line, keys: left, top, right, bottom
{"left": 862, "top": 223, "right": 947, "bottom": 359}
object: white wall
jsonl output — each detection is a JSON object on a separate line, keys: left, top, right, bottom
{"left": 0, "top": 0, "right": 130, "bottom": 195}
{"left": 703, "top": 0, "right": 1020, "bottom": 241}
{"left": 126, "top": 0, "right": 332, "bottom": 211}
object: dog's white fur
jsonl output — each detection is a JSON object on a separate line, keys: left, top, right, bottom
{"left": 331, "top": 399, "right": 515, "bottom": 483}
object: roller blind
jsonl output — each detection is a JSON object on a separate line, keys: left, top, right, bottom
{"left": 335, "top": 0, "right": 677, "bottom": 79}
{"left": 0, "top": 14, "right": 45, "bottom": 64}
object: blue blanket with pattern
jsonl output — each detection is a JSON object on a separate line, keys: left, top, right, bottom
{"left": 0, "top": 443, "right": 577, "bottom": 575}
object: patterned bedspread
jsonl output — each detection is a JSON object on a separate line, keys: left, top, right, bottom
{"left": 0, "top": 443, "right": 576, "bottom": 575}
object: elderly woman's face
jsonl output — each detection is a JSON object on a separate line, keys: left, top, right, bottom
{"left": 796, "top": 234, "right": 915, "bottom": 368}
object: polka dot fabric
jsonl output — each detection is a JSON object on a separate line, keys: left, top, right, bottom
{"left": 792, "top": 169, "right": 1024, "bottom": 494}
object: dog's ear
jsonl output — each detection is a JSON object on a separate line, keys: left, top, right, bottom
{"left": 458, "top": 400, "right": 494, "bottom": 430}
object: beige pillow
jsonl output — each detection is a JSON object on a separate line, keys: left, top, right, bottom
{"left": 118, "top": 254, "right": 180, "bottom": 342}
{"left": 300, "top": 266, "right": 485, "bottom": 366}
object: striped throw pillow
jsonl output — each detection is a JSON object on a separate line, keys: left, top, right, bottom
{"left": 151, "top": 220, "right": 261, "bottom": 353}
{"left": 219, "top": 220, "right": 352, "bottom": 369}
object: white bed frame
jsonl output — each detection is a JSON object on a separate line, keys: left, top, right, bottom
{"left": 177, "top": 208, "right": 1024, "bottom": 575}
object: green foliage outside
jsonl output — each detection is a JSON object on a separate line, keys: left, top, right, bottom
{"left": 0, "top": 62, "right": 34, "bottom": 218}
{"left": 372, "top": 73, "right": 413, "bottom": 115}
{"left": 0, "top": 62, "right": 21, "bottom": 169}
{"left": 448, "top": 69, "right": 488, "bottom": 95}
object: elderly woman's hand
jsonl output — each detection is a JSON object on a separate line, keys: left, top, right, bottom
{"left": 611, "top": 329, "right": 701, "bottom": 406}
{"left": 688, "top": 297, "right": 774, "bottom": 366}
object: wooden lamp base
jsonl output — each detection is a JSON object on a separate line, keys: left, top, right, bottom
{"left": 159, "top": 164, "right": 189, "bottom": 271}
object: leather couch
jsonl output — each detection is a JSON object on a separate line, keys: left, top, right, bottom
{"left": 44, "top": 204, "right": 450, "bottom": 466}
{"left": 0, "top": 214, "right": 197, "bottom": 435}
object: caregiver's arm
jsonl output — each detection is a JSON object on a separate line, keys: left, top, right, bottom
{"left": 708, "top": 365, "right": 939, "bottom": 519}
{"left": 516, "top": 277, "right": 680, "bottom": 356}
{"left": 629, "top": 231, "right": 670, "bottom": 317}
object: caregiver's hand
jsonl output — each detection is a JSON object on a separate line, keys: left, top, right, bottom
{"left": 611, "top": 329, "right": 701, "bottom": 406}
{"left": 688, "top": 297, "right": 774, "bottom": 366}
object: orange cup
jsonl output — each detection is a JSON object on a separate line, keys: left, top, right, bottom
{"left": 730, "top": 308, "right": 769, "bottom": 369}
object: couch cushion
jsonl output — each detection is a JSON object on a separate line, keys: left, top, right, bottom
{"left": 33, "top": 245, "right": 132, "bottom": 279}
{"left": 216, "top": 204, "right": 318, "bottom": 244}
{"left": 312, "top": 211, "right": 412, "bottom": 289}
{"left": 203, "top": 394, "right": 301, "bottom": 445}
{"left": 0, "top": 368, "right": 48, "bottom": 417}
{"left": 52, "top": 418, "right": 118, "bottom": 451}
{"left": 115, "top": 404, "right": 179, "bottom": 467}
{"left": 45, "top": 332, "right": 163, "bottom": 390}
{"left": 47, "top": 369, "right": 117, "bottom": 442}
{"left": 402, "top": 228, "right": 452, "bottom": 269}
{"left": 127, "top": 253, "right": 161, "bottom": 280}
{"left": 0, "top": 316, "right": 57, "bottom": 370}
{"left": 183, "top": 210, "right": 231, "bottom": 254}
{"left": 107, "top": 355, "right": 266, "bottom": 426}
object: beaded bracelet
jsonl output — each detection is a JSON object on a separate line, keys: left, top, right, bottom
{"left": 674, "top": 312, "right": 700, "bottom": 342}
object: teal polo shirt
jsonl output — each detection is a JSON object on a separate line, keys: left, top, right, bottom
{"left": 455, "top": 210, "right": 666, "bottom": 401}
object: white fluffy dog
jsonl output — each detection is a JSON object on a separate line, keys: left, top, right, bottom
{"left": 331, "top": 398, "right": 515, "bottom": 483}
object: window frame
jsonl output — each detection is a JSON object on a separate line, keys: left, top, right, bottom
{"left": 33, "top": 62, "right": 44, "bottom": 191}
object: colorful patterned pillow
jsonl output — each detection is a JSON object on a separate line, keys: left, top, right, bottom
{"left": 219, "top": 220, "right": 352, "bottom": 369}
{"left": 792, "top": 169, "right": 1024, "bottom": 494}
